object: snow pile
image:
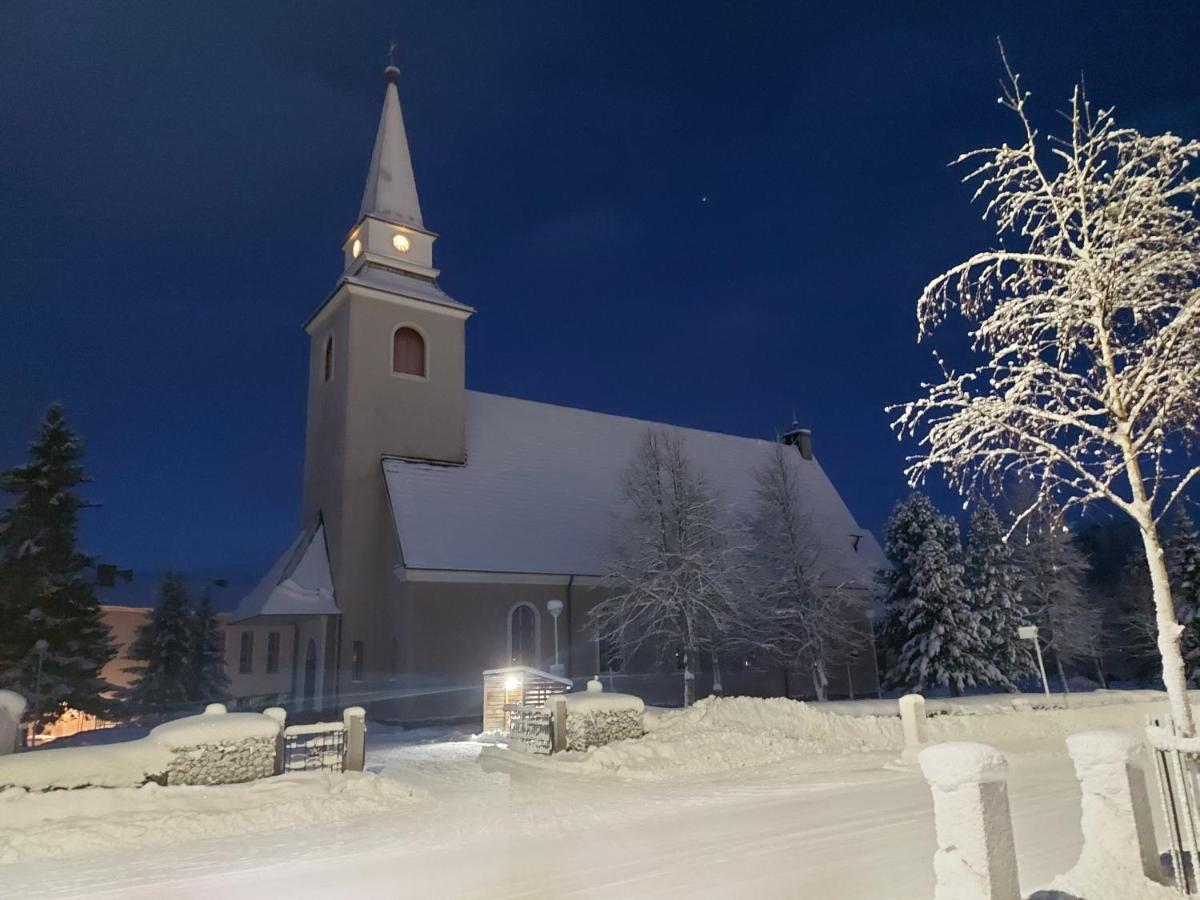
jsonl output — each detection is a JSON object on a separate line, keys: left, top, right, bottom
{"left": 0, "top": 690, "right": 26, "bottom": 756}
{"left": 568, "top": 697, "right": 902, "bottom": 779}
{"left": 0, "top": 710, "right": 281, "bottom": 790}
{"left": 0, "top": 771, "right": 421, "bottom": 864}
{"left": 556, "top": 692, "right": 1181, "bottom": 780}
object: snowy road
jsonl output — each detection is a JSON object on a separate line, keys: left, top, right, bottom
{"left": 0, "top": 727, "right": 1089, "bottom": 899}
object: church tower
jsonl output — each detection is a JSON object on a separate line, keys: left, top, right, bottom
{"left": 299, "top": 63, "right": 473, "bottom": 702}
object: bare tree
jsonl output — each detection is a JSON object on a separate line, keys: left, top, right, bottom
{"left": 592, "top": 428, "right": 741, "bottom": 706}
{"left": 742, "top": 443, "right": 861, "bottom": 700}
{"left": 891, "top": 53, "right": 1200, "bottom": 732}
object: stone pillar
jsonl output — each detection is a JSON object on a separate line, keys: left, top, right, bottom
{"left": 343, "top": 706, "right": 366, "bottom": 772}
{"left": 899, "top": 693, "right": 927, "bottom": 764}
{"left": 263, "top": 707, "right": 287, "bottom": 775}
{"left": 1066, "top": 730, "right": 1162, "bottom": 883}
{"left": 552, "top": 696, "right": 567, "bottom": 754}
{"left": 919, "top": 742, "right": 1021, "bottom": 900}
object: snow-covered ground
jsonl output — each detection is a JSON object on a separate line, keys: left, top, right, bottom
{"left": 0, "top": 692, "right": 1183, "bottom": 898}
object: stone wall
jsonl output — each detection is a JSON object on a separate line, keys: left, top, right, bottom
{"left": 565, "top": 710, "right": 644, "bottom": 752}
{"left": 165, "top": 735, "right": 278, "bottom": 786}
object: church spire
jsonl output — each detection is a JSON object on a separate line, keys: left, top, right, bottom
{"left": 359, "top": 59, "right": 424, "bottom": 229}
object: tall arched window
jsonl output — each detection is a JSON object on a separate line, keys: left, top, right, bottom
{"left": 323, "top": 335, "right": 334, "bottom": 382}
{"left": 509, "top": 603, "right": 539, "bottom": 666}
{"left": 392, "top": 326, "right": 426, "bottom": 377}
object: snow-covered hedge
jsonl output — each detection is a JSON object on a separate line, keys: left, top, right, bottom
{"left": 0, "top": 709, "right": 281, "bottom": 791}
{"left": 0, "top": 690, "right": 26, "bottom": 756}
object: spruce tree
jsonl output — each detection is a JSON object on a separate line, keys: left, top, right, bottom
{"left": 889, "top": 533, "right": 1002, "bottom": 695}
{"left": 191, "top": 589, "right": 229, "bottom": 703}
{"left": 879, "top": 494, "right": 960, "bottom": 666}
{"left": 0, "top": 405, "right": 114, "bottom": 726}
{"left": 964, "top": 502, "right": 1033, "bottom": 689}
{"left": 125, "top": 573, "right": 197, "bottom": 716}
{"left": 1167, "top": 505, "right": 1200, "bottom": 684}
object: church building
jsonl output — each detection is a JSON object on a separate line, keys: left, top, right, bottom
{"left": 232, "top": 65, "right": 886, "bottom": 722}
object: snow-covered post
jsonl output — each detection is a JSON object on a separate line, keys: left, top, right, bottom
{"left": 919, "top": 743, "right": 1021, "bottom": 900}
{"left": 1066, "top": 731, "right": 1162, "bottom": 883}
{"left": 551, "top": 696, "right": 567, "bottom": 754}
{"left": 899, "top": 693, "right": 927, "bottom": 763}
{"left": 0, "top": 691, "right": 27, "bottom": 756}
{"left": 204, "top": 702, "right": 227, "bottom": 715}
{"left": 343, "top": 706, "right": 366, "bottom": 772}
{"left": 263, "top": 707, "right": 287, "bottom": 775}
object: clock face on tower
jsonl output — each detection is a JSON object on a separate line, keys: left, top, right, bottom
{"left": 352, "top": 238, "right": 362, "bottom": 258}
{"left": 392, "top": 234, "right": 411, "bottom": 253}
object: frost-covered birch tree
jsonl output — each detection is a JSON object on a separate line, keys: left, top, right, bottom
{"left": 891, "top": 55, "right": 1200, "bottom": 732}
{"left": 593, "top": 428, "right": 741, "bottom": 706}
{"left": 743, "top": 442, "right": 859, "bottom": 700}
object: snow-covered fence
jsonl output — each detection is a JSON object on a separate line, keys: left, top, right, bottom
{"left": 505, "top": 704, "right": 554, "bottom": 754}
{"left": 0, "top": 690, "right": 27, "bottom": 756}
{"left": 1146, "top": 719, "right": 1200, "bottom": 892}
{"left": 919, "top": 732, "right": 1171, "bottom": 899}
{"left": 0, "top": 705, "right": 282, "bottom": 790}
{"left": 279, "top": 707, "right": 366, "bottom": 774}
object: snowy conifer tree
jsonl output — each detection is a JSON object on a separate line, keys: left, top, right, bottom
{"left": 878, "top": 494, "right": 959, "bottom": 662}
{"left": 593, "top": 428, "right": 741, "bottom": 706}
{"left": 743, "top": 442, "right": 859, "bottom": 700}
{"left": 964, "top": 502, "right": 1034, "bottom": 687}
{"left": 889, "top": 529, "right": 1003, "bottom": 696}
{"left": 0, "top": 406, "right": 114, "bottom": 726}
{"left": 881, "top": 494, "right": 1003, "bottom": 694}
{"left": 891, "top": 54, "right": 1200, "bottom": 732}
{"left": 1167, "top": 506, "right": 1200, "bottom": 683}
{"left": 191, "top": 589, "right": 228, "bottom": 703}
{"left": 125, "top": 573, "right": 198, "bottom": 716}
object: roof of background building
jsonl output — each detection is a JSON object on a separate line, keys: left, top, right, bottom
{"left": 231, "top": 521, "right": 337, "bottom": 622}
{"left": 383, "top": 391, "right": 885, "bottom": 584}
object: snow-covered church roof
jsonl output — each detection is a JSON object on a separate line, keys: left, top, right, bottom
{"left": 383, "top": 391, "right": 886, "bottom": 586}
{"left": 232, "top": 520, "right": 338, "bottom": 621}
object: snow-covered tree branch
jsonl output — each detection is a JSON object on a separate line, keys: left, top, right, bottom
{"left": 592, "top": 428, "right": 742, "bottom": 706}
{"left": 891, "top": 52, "right": 1200, "bottom": 732}
{"left": 741, "top": 443, "right": 862, "bottom": 700}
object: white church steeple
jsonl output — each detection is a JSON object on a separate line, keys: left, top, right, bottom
{"left": 343, "top": 63, "right": 439, "bottom": 281}
{"left": 359, "top": 63, "right": 424, "bottom": 228}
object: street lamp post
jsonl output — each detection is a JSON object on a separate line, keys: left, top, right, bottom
{"left": 32, "top": 639, "right": 48, "bottom": 741}
{"left": 1018, "top": 625, "right": 1051, "bottom": 699}
{"left": 547, "top": 599, "right": 564, "bottom": 677}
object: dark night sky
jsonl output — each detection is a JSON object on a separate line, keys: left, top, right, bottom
{"left": 2, "top": 2, "right": 1199, "bottom": 600}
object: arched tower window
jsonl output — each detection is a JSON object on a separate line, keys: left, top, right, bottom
{"left": 323, "top": 334, "right": 334, "bottom": 382}
{"left": 508, "top": 603, "right": 539, "bottom": 667}
{"left": 392, "top": 326, "right": 426, "bottom": 378}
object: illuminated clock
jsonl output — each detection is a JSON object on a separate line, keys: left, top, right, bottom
{"left": 351, "top": 238, "right": 362, "bottom": 258}
{"left": 392, "top": 233, "right": 411, "bottom": 253}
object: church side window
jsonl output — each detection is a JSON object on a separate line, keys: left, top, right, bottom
{"left": 266, "top": 632, "right": 280, "bottom": 673}
{"left": 392, "top": 326, "right": 426, "bottom": 378}
{"left": 508, "top": 603, "right": 538, "bottom": 667}
{"left": 239, "top": 632, "right": 254, "bottom": 674}
{"left": 323, "top": 334, "right": 334, "bottom": 382}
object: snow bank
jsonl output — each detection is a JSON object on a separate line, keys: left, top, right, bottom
{"left": 0, "top": 771, "right": 421, "bottom": 864}
{"left": 553, "top": 692, "right": 1180, "bottom": 780}
{"left": 150, "top": 711, "right": 279, "bottom": 748}
{"left": 0, "top": 710, "right": 282, "bottom": 790}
